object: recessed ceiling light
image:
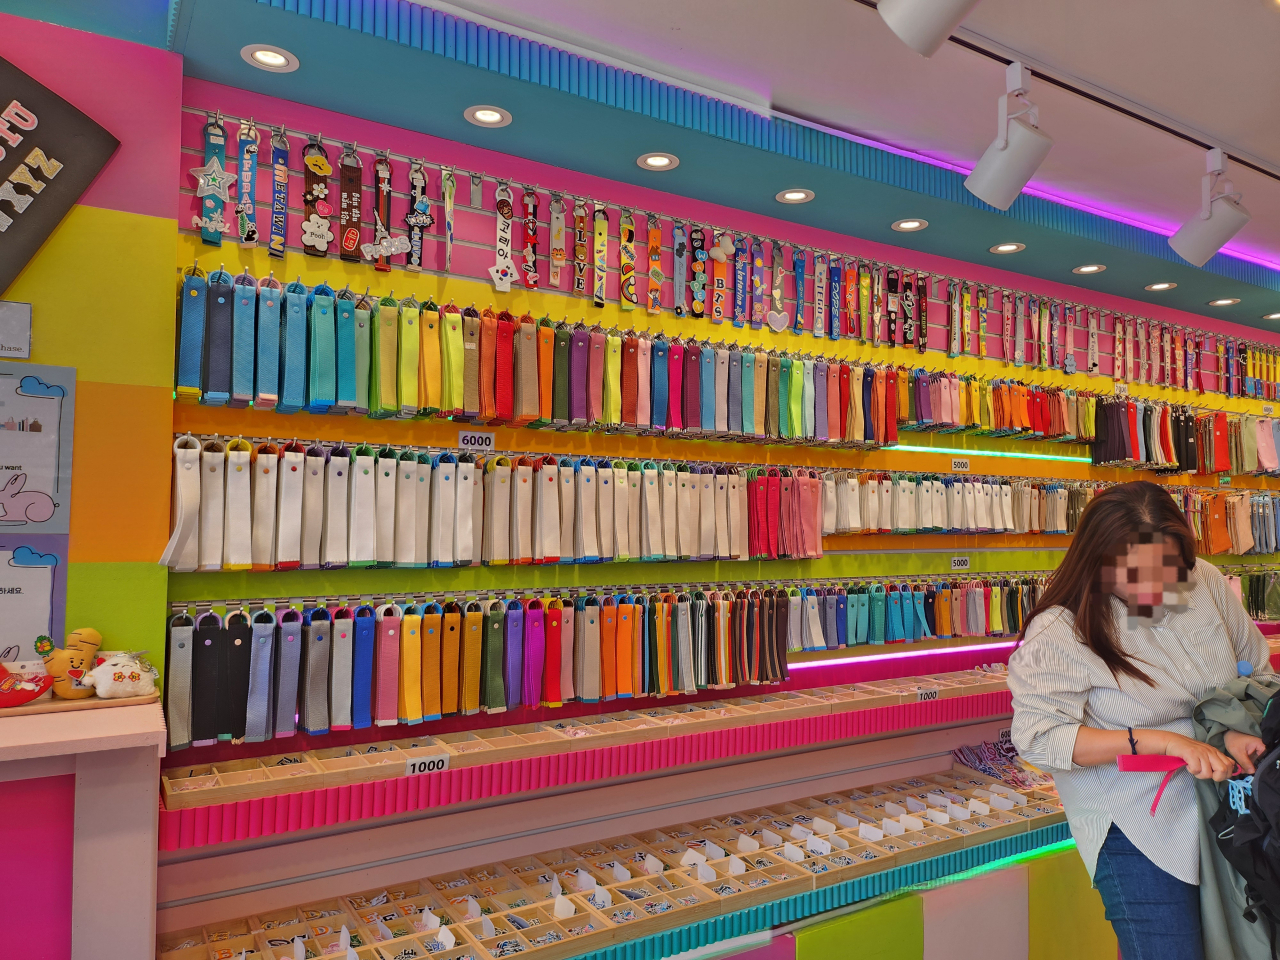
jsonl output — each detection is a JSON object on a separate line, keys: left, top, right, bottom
{"left": 1208, "top": 298, "right": 1240, "bottom": 306}
{"left": 1072, "top": 264, "right": 1106, "bottom": 274}
{"left": 637, "top": 152, "right": 679, "bottom": 171}
{"left": 240, "top": 44, "right": 299, "bottom": 73}
{"left": 891, "top": 218, "right": 929, "bottom": 232}
{"left": 1145, "top": 282, "right": 1176, "bottom": 291}
{"left": 776, "top": 188, "right": 814, "bottom": 204}
{"left": 1264, "top": 313, "right": 1280, "bottom": 321}
{"left": 464, "top": 105, "right": 512, "bottom": 127}
{"left": 989, "top": 242, "right": 1024, "bottom": 253}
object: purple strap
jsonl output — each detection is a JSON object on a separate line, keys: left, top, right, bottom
{"left": 504, "top": 601, "right": 524, "bottom": 708}
{"left": 523, "top": 605, "right": 545, "bottom": 706}
{"left": 570, "top": 327, "right": 591, "bottom": 423}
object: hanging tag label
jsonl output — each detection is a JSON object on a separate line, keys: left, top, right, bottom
{"left": 458, "top": 431, "right": 495, "bottom": 453}
{"left": 405, "top": 753, "right": 450, "bottom": 776}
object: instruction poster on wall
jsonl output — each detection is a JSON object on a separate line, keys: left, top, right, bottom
{"left": 0, "top": 360, "right": 75, "bottom": 535}
{"left": 0, "top": 533, "right": 66, "bottom": 661}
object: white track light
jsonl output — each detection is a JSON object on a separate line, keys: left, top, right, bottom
{"left": 1168, "top": 148, "right": 1251, "bottom": 267}
{"left": 878, "top": 0, "right": 983, "bottom": 57}
{"left": 964, "top": 62, "right": 1052, "bottom": 211}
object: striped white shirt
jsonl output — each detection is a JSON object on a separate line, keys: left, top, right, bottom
{"left": 1009, "top": 559, "right": 1273, "bottom": 884}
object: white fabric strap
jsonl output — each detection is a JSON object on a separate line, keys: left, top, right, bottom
{"left": 549, "top": 199, "right": 566, "bottom": 286}
{"left": 511, "top": 460, "right": 534, "bottom": 563}
{"left": 300, "top": 446, "right": 326, "bottom": 569}
{"left": 483, "top": 458, "right": 512, "bottom": 564}
{"left": 1001, "top": 484, "right": 1014, "bottom": 531}
{"left": 394, "top": 455, "right": 419, "bottom": 566}
{"left": 198, "top": 438, "right": 226, "bottom": 571}
{"left": 575, "top": 462, "right": 599, "bottom": 562}
{"left": 321, "top": 447, "right": 350, "bottom": 568}
{"left": 274, "top": 444, "right": 305, "bottom": 567}
{"left": 375, "top": 452, "right": 398, "bottom": 564}
{"left": 1087, "top": 309, "right": 1099, "bottom": 376}
{"left": 558, "top": 461, "right": 576, "bottom": 563}
{"left": 534, "top": 459, "right": 560, "bottom": 563}
{"left": 414, "top": 456, "right": 432, "bottom": 567}
{"left": 161, "top": 435, "right": 202, "bottom": 572}
{"left": 878, "top": 478, "right": 893, "bottom": 533}
{"left": 728, "top": 473, "right": 745, "bottom": 560}
{"left": 612, "top": 465, "right": 630, "bottom": 561}
{"left": 470, "top": 463, "right": 484, "bottom": 567}
{"left": 222, "top": 439, "right": 253, "bottom": 570}
{"left": 454, "top": 460, "right": 476, "bottom": 567}
{"left": 429, "top": 455, "right": 457, "bottom": 566}
{"left": 847, "top": 476, "right": 862, "bottom": 532}
{"left": 822, "top": 478, "right": 836, "bottom": 536}
{"left": 862, "top": 477, "right": 877, "bottom": 534}
{"left": 596, "top": 464, "right": 615, "bottom": 561}
{"left": 714, "top": 350, "right": 730, "bottom": 433}
{"left": 347, "top": 450, "right": 377, "bottom": 565}
{"left": 627, "top": 468, "right": 642, "bottom": 560}
{"left": 641, "top": 465, "right": 661, "bottom": 560}
{"left": 698, "top": 470, "right": 715, "bottom": 560}
{"left": 249, "top": 443, "right": 278, "bottom": 570}
{"left": 660, "top": 466, "right": 678, "bottom": 560}
{"left": 675, "top": 469, "right": 696, "bottom": 560}
{"left": 713, "top": 472, "right": 730, "bottom": 559}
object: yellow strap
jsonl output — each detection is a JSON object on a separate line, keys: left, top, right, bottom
{"left": 419, "top": 305, "right": 441, "bottom": 413}
{"left": 421, "top": 612, "right": 442, "bottom": 719}
{"left": 462, "top": 610, "right": 484, "bottom": 715}
{"left": 655, "top": 600, "right": 670, "bottom": 696}
{"left": 372, "top": 301, "right": 398, "bottom": 416}
{"left": 441, "top": 611, "right": 461, "bottom": 715}
{"left": 441, "top": 309, "right": 464, "bottom": 414}
{"left": 399, "top": 613, "right": 423, "bottom": 723}
{"left": 398, "top": 306, "right": 420, "bottom": 415}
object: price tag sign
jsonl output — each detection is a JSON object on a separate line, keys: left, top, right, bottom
{"left": 1114, "top": 382, "right": 1128, "bottom": 395}
{"left": 405, "top": 753, "right": 451, "bottom": 777}
{"left": 1266, "top": 405, "right": 1276, "bottom": 416}
{"left": 458, "top": 430, "right": 496, "bottom": 453}
{"left": 951, "top": 556, "right": 970, "bottom": 571}
{"left": 916, "top": 686, "right": 941, "bottom": 702}
{"left": 951, "top": 457, "right": 970, "bottom": 472}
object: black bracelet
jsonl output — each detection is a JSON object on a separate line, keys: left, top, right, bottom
{"left": 1128, "top": 727, "right": 1139, "bottom": 755}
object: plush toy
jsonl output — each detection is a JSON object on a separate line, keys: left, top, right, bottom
{"left": 82, "top": 652, "right": 157, "bottom": 699}
{"left": 0, "top": 662, "right": 53, "bottom": 708}
{"left": 34, "top": 627, "right": 102, "bottom": 699}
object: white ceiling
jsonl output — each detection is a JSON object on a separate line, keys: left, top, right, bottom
{"left": 425, "top": 0, "right": 1280, "bottom": 268}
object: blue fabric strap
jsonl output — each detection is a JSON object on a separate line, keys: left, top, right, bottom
{"left": 307, "top": 283, "right": 337, "bottom": 414}
{"left": 504, "top": 600, "right": 525, "bottom": 708}
{"left": 176, "top": 271, "right": 206, "bottom": 403}
{"left": 231, "top": 273, "right": 256, "bottom": 408}
{"left": 201, "top": 269, "right": 233, "bottom": 406}
{"left": 828, "top": 259, "right": 843, "bottom": 341}
{"left": 351, "top": 605, "right": 377, "bottom": 730}
{"left": 245, "top": 611, "right": 276, "bottom": 742}
{"left": 741, "top": 351, "right": 755, "bottom": 433}
{"left": 836, "top": 591, "right": 848, "bottom": 646}
{"left": 277, "top": 280, "right": 308, "bottom": 413}
{"left": 254, "top": 282, "right": 280, "bottom": 407}
{"left": 700, "top": 345, "right": 716, "bottom": 432}
{"left": 651, "top": 337, "right": 669, "bottom": 430}
{"left": 335, "top": 294, "right": 358, "bottom": 413}
{"left": 793, "top": 248, "right": 807, "bottom": 335}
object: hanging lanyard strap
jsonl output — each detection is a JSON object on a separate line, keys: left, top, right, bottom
{"left": 267, "top": 126, "right": 288, "bottom": 258}
{"left": 176, "top": 268, "right": 207, "bottom": 403}
{"left": 202, "top": 269, "right": 233, "bottom": 407}
{"left": 977, "top": 287, "right": 988, "bottom": 359}
{"left": 619, "top": 210, "right": 637, "bottom": 310}
{"left": 733, "top": 237, "right": 749, "bottom": 327}
{"left": 690, "top": 227, "right": 709, "bottom": 320}
{"left": 236, "top": 120, "right": 259, "bottom": 246}
{"left": 405, "top": 158, "right": 433, "bottom": 272}
{"left": 766, "top": 241, "right": 787, "bottom": 332}
{"left": 192, "top": 114, "right": 235, "bottom": 246}
{"left": 549, "top": 195, "right": 566, "bottom": 287}
{"left": 887, "top": 269, "right": 901, "bottom": 347}
{"left": 749, "top": 239, "right": 765, "bottom": 330}
{"left": 338, "top": 142, "right": 363, "bottom": 263}
{"left": 572, "top": 198, "right": 589, "bottom": 296}
{"left": 489, "top": 183, "right": 516, "bottom": 291}
{"left": 520, "top": 188, "right": 539, "bottom": 289}
{"left": 672, "top": 223, "right": 688, "bottom": 317}
{"left": 1087, "top": 308, "right": 1099, "bottom": 376}
{"left": 828, "top": 257, "right": 843, "bottom": 341}
{"left": 813, "top": 255, "right": 828, "bottom": 339}
{"left": 300, "top": 136, "right": 333, "bottom": 256}
{"left": 902, "top": 273, "right": 917, "bottom": 348}
{"left": 593, "top": 206, "right": 609, "bottom": 308}
{"left": 442, "top": 166, "right": 457, "bottom": 272}
{"left": 948, "top": 281, "right": 962, "bottom": 357}
{"left": 792, "top": 247, "right": 807, "bottom": 335}
{"left": 646, "top": 218, "right": 663, "bottom": 314}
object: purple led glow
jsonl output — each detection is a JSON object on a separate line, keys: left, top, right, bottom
{"left": 790, "top": 640, "right": 1018, "bottom": 669}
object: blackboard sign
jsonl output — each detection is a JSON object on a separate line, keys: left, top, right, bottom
{"left": 0, "top": 54, "right": 118, "bottom": 294}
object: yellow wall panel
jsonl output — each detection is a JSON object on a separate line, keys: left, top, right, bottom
{"left": 1027, "top": 850, "right": 1116, "bottom": 960}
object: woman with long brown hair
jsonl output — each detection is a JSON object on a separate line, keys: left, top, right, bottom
{"left": 1010, "top": 481, "right": 1272, "bottom": 960}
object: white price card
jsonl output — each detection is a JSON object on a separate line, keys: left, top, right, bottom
{"left": 405, "top": 753, "right": 450, "bottom": 776}
{"left": 457, "top": 430, "right": 496, "bottom": 452}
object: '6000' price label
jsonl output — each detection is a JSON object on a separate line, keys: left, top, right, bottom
{"left": 457, "top": 430, "right": 495, "bottom": 453}
{"left": 406, "top": 754, "right": 451, "bottom": 777}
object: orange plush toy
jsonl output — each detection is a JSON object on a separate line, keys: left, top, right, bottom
{"left": 34, "top": 628, "right": 103, "bottom": 699}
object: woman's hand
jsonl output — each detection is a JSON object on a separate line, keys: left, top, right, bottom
{"left": 1161, "top": 733, "right": 1237, "bottom": 781}
{"left": 1224, "top": 730, "right": 1268, "bottom": 775}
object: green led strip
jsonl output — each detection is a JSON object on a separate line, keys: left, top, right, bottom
{"left": 895, "top": 444, "right": 1093, "bottom": 463}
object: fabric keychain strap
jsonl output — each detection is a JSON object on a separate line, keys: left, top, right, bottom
{"left": 350, "top": 605, "right": 376, "bottom": 729}
{"left": 337, "top": 143, "right": 363, "bottom": 263}
{"left": 501, "top": 599, "right": 523, "bottom": 709}
{"left": 667, "top": 341, "right": 684, "bottom": 432}
{"left": 478, "top": 306, "right": 498, "bottom": 421}
{"left": 750, "top": 240, "right": 766, "bottom": 329}
{"left": 331, "top": 291, "right": 358, "bottom": 413}
{"left": 593, "top": 207, "right": 609, "bottom": 308}
{"left": 569, "top": 326, "right": 591, "bottom": 424}
{"left": 480, "top": 602, "right": 506, "bottom": 712}
{"left": 651, "top": 337, "right": 670, "bottom": 430}
{"left": 397, "top": 607, "right": 423, "bottom": 724}
{"left": 306, "top": 283, "right": 336, "bottom": 414}
{"left": 520, "top": 189, "right": 540, "bottom": 289}
{"left": 733, "top": 238, "right": 750, "bottom": 327}
{"left": 646, "top": 219, "right": 663, "bottom": 314}
{"left": 166, "top": 616, "right": 195, "bottom": 749}
{"left": 160, "top": 435, "right": 202, "bottom": 572}
{"left": 396, "top": 296, "right": 420, "bottom": 417}
{"left": 813, "top": 255, "right": 828, "bottom": 340}
{"left": 271, "top": 609, "right": 302, "bottom": 738}
{"left": 300, "top": 608, "right": 331, "bottom": 736}
{"left": 792, "top": 247, "right": 807, "bottom": 335}
{"left": 573, "top": 198, "right": 590, "bottom": 297}
{"left": 193, "top": 114, "right": 234, "bottom": 246}
{"left": 673, "top": 224, "right": 688, "bottom": 317}
{"left": 549, "top": 196, "right": 566, "bottom": 287}
{"left": 374, "top": 604, "right": 402, "bottom": 725}
{"left": 693, "top": 228, "right": 711, "bottom": 320}
{"left": 328, "top": 609, "right": 354, "bottom": 731}
{"left": 711, "top": 236, "right": 729, "bottom": 323}
{"left": 199, "top": 269, "right": 233, "bottom": 407}
{"left": 440, "top": 604, "right": 462, "bottom": 715}
{"left": 489, "top": 183, "right": 516, "bottom": 291}
{"left": 405, "top": 158, "right": 432, "bottom": 272}
{"left": 619, "top": 210, "right": 637, "bottom": 310}
{"left": 222, "top": 438, "right": 253, "bottom": 570}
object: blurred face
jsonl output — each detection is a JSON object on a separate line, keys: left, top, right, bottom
{"left": 1100, "top": 530, "right": 1189, "bottom": 619}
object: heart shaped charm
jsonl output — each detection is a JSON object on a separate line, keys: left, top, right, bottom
{"left": 766, "top": 309, "right": 790, "bottom": 333}
{"left": 65, "top": 668, "right": 84, "bottom": 681}
{"left": 315, "top": 199, "right": 333, "bottom": 217}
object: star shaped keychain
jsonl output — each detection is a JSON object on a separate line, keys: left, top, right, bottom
{"left": 190, "top": 156, "right": 237, "bottom": 202}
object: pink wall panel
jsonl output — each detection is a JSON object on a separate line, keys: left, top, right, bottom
{"left": 0, "top": 13, "right": 180, "bottom": 221}
{"left": 0, "top": 774, "right": 75, "bottom": 960}
{"left": 922, "top": 864, "right": 1030, "bottom": 960}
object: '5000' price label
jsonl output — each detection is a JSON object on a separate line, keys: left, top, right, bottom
{"left": 457, "top": 430, "right": 495, "bottom": 452}
{"left": 406, "top": 754, "right": 451, "bottom": 776}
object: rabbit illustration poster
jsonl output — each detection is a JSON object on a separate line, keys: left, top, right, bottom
{"left": 0, "top": 534, "right": 66, "bottom": 662}
{"left": 0, "top": 361, "right": 75, "bottom": 535}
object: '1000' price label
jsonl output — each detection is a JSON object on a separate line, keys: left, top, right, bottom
{"left": 406, "top": 754, "right": 451, "bottom": 776}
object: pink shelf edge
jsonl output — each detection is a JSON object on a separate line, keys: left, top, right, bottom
{"left": 158, "top": 691, "right": 1012, "bottom": 852}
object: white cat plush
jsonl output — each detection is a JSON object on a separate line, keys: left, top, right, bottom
{"left": 82, "top": 653, "right": 157, "bottom": 699}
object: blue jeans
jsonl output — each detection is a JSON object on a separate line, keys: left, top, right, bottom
{"left": 1092, "top": 824, "right": 1203, "bottom": 960}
